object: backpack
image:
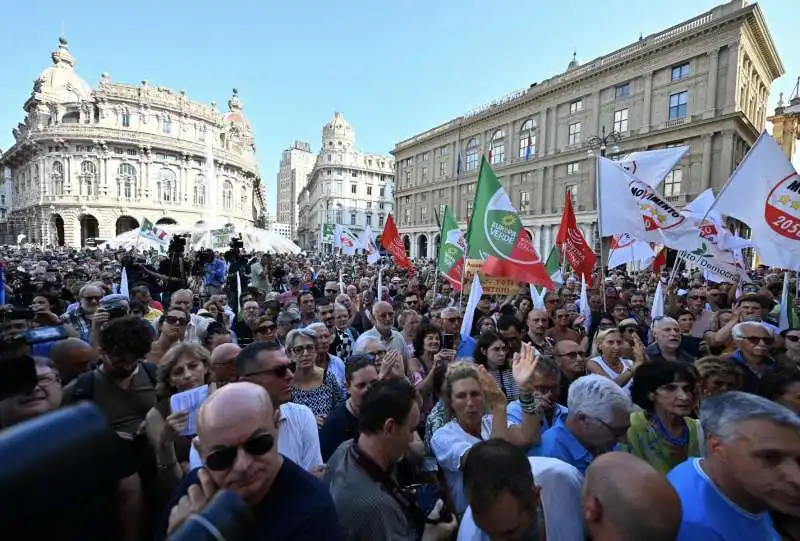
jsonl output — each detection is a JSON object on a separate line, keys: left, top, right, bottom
{"left": 72, "top": 361, "right": 158, "bottom": 402}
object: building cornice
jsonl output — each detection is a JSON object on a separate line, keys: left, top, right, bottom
{"left": 742, "top": 6, "right": 785, "bottom": 81}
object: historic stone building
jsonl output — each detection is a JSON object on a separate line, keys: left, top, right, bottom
{"left": 391, "top": 0, "right": 783, "bottom": 260}
{"left": 276, "top": 140, "right": 315, "bottom": 240}
{"left": 0, "top": 36, "right": 263, "bottom": 247}
{"left": 768, "top": 77, "right": 800, "bottom": 162}
{"left": 296, "top": 112, "right": 394, "bottom": 251}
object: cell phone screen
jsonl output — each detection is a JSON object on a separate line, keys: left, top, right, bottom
{"left": 441, "top": 333, "right": 455, "bottom": 350}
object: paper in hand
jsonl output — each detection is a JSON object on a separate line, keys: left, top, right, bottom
{"left": 169, "top": 384, "right": 210, "bottom": 436}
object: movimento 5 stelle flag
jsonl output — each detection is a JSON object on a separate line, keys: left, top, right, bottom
{"left": 437, "top": 206, "right": 465, "bottom": 292}
{"left": 466, "top": 156, "right": 553, "bottom": 289}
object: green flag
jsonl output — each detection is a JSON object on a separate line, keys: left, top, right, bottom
{"left": 537, "top": 246, "right": 564, "bottom": 293}
{"left": 465, "top": 156, "right": 553, "bottom": 288}
{"left": 436, "top": 206, "right": 465, "bottom": 292}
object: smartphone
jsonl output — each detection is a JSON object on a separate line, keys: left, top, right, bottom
{"left": 106, "top": 307, "right": 128, "bottom": 319}
{"left": 441, "top": 333, "right": 455, "bottom": 350}
{"left": 22, "top": 326, "right": 69, "bottom": 344}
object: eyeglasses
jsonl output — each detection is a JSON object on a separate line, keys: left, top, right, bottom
{"left": 785, "top": 335, "right": 800, "bottom": 343}
{"left": 205, "top": 433, "right": 275, "bottom": 471}
{"left": 739, "top": 336, "right": 774, "bottom": 346}
{"left": 165, "top": 316, "right": 188, "bottom": 326}
{"left": 325, "top": 289, "right": 338, "bottom": 294}
{"left": 688, "top": 295, "right": 707, "bottom": 301}
{"left": 369, "top": 349, "right": 388, "bottom": 358}
{"left": 245, "top": 362, "right": 296, "bottom": 379}
{"left": 290, "top": 345, "right": 316, "bottom": 355}
{"left": 257, "top": 324, "right": 277, "bottom": 333}
{"left": 584, "top": 413, "right": 629, "bottom": 438}
{"left": 36, "top": 372, "right": 61, "bottom": 387}
{"left": 405, "top": 300, "right": 418, "bottom": 306}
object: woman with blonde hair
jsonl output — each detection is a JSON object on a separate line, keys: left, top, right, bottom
{"left": 694, "top": 355, "right": 743, "bottom": 399}
{"left": 145, "top": 342, "right": 213, "bottom": 484}
{"left": 587, "top": 328, "right": 643, "bottom": 392}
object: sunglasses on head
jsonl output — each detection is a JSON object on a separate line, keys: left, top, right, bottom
{"left": 165, "top": 315, "right": 188, "bottom": 326}
{"left": 205, "top": 432, "right": 275, "bottom": 472}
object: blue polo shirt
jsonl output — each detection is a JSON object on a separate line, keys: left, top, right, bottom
{"left": 668, "top": 458, "right": 780, "bottom": 540}
{"left": 507, "top": 401, "right": 569, "bottom": 453}
{"left": 533, "top": 417, "right": 593, "bottom": 474}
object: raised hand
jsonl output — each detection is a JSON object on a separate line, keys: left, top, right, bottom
{"left": 477, "top": 365, "right": 506, "bottom": 407}
{"left": 167, "top": 467, "right": 219, "bottom": 534}
{"left": 512, "top": 342, "right": 540, "bottom": 388}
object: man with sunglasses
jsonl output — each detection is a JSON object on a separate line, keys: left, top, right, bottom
{"left": 161, "top": 382, "right": 341, "bottom": 540}
{"left": 728, "top": 322, "right": 779, "bottom": 393}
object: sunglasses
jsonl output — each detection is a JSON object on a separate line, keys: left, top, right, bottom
{"left": 245, "top": 362, "right": 296, "bottom": 379}
{"left": 205, "top": 433, "right": 275, "bottom": 472}
{"left": 291, "top": 345, "right": 316, "bottom": 355}
{"left": 165, "top": 316, "right": 189, "bottom": 326}
{"left": 257, "top": 324, "right": 277, "bottom": 333}
{"left": 740, "top": 336, "right": 774, "bottom": 346}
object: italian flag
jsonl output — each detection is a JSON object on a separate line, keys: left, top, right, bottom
{"left": 436, "top": 206, "right": 465, "bottom": 292}
{"left": 466, "top": 157, "right": 553, "bottom": 289}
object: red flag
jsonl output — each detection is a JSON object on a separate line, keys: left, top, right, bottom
{"left": 555, "top": 191, "right": 596, "bottom": 286}
{"left": 380, "top": 214, "right": 413, "bottom": 272}
{"left": 652, "top": 245, "right": 667, "bottom": 273}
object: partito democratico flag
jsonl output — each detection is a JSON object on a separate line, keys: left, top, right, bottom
{"left": 436, "top": 206, "right": 466, "bottom": 292}
{"left": 466, "top": 156, "right": 553, "bottom": 289}
{"left": 711, "top": 132, "right": 800, "bottom": 269}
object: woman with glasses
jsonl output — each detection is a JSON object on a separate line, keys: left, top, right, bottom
{"left": 253, "top": 315, "right": 278, "bottom": 344}
{"left": 287, "top": 328, "right": 345, "bottom": 428}
{"left": 587, "top": 328, "right": 640, "bottom": 393}
{"left": 620, "top": 361, "right": 702, "bottom": 475}
{"left": 304, "top": 322, "right": 346, "bottom": 389}
{"left": 145, "top": 343, "right": 212, "bottom": 482}
{"left": 474, "top": 330, "right": 518, "bottom": 401}
{"left": 147, "top": 307, "right": 190, "bottom": 363}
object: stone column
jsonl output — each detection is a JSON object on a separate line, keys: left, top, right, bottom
{"left": 642, "top": 72, "right": 653, "bottom": 133}
{"left": 548, "top": 107, "right": 557, "bottom": 155}
{"left": 725, "top": 43, "right": 740, "bottom": 115}
{"left": 540, "top": 108, "right": 549, "bottom": 155}
{"left": 592, "top": 92, "right": 601, "bottom": 137}
{"left": 706, "top": 48, "right": 720, "bottom": 118}
{"left": 701, "top": 134, "right": 713, "bottom": 191}
{"left": 65, "top": 156, "right": 73, "bottom": 195}
{"left": 537, "top": 167, "right": 546, "bottom": 214}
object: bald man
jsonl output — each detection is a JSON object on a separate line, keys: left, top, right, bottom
{"left": 210, "top": 343, "right": 241, "bottom": 385}
{"left": 49, "top": 337, "right": 97, "bottom": 384}
{"left": 353, "top": 301, "right": 409, "bottom": 362}
{"left": 582, "top": 452, "right": 681, "bottom": 541}
{"left": 159, "top": 383, "right": 341, "bottom": 541}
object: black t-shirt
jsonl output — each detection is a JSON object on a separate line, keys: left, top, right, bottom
{"left": 157, "top": 257, "right": 187, "bottom": 293}
{"left": 320, "top": 402, "right": 359, "bottom": 462}
{"left": 155, "top": 458, "right": 343, "bottom": 541}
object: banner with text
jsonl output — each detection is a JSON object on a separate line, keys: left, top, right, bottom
{"left": 464, "top": 259, "right": 520, "bottom": 295}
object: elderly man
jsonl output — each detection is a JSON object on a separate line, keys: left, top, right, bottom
{"left": 537, "top": 375, "right": 633, "bottom": 474}
{"left": 354, "top": 301, "right": 409, "bottom": 362}
{"left": 507, "top": 356, "right": 568, "bottom": 442}
{"left": 554, "top": 340, "right": 586, "bottom": 405}
{"left": 646, "top": 317, "right": 697, "bottom": 365}
{"left": 727, "top": 321, "right": 778, "bottom": 393}
{"left": 583, "top": 452, "right": 681, "bottom": 541}
{"left": 668, "top": 392, "right": 800, "bottom": 540}
{"left": 160, "top": 382, "right": 340, "bottom": 540}
{"left": 209, "top": 343, "right": 240, "bottom": 385}
{"left": 169, "top": 289, "right": 203, "bottom": 343}
{"left": 60, "top": 282, "right": 104, "bottom": 343}
{"left": 438, "top": 306, "right": 476, "bottom": 359}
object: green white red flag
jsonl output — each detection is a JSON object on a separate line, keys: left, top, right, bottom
{"left": 465, "top": 157, "right": 553, "bottom": 289}
{"left": 436, "top": 206, "right": 465, "bottom": 292}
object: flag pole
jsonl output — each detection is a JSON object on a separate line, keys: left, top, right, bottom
{"left": 595, "top": 155, "right": 608, "bottom": 312}
{"left": 432, "top": 207, "right": 442, "bottom": 301}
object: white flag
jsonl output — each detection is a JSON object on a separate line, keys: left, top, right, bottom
{"left": 461, "top": 274, "right": 483, "bottom": 341}
{"left": 357, "top": 225, "right": 380, "bottom": 264}
{"left": 578, "top": 274, "right": 591, "bottom": 333}
{"left": 529, "top": 284, "right": 545, "bottom": 311}
{"left": 618, "top": 146, "right": 690, "bottom": 188}
{"left": 712, "top": 132, "right": 800, "bottom": 269}
{"left": 651, "top": 280, "right": 665, "bottom": 320}
{"left": 607, "top": 233, "right": 655, "bottom": 269}
{"left": 598, "top": 157, "right": 699, "bottom": 250}
{"left": 779, "top": 271, "right": 790, "bottom": 331}
{"left": 333, "top": 225, "right": 358, "bottom": 255}
{"left": 120, "top": 267, "right": 130, "bottom": 298}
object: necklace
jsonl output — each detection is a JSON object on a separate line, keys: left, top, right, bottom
{"left": 651, "top": 414, "right": 689, "bottom": 447}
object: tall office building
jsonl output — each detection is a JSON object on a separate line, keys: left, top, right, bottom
{"left": 276, "top": 141, "right": 315, "bottom": 239}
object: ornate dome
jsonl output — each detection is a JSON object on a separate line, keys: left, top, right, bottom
{"left": 223, "top": 88, "right": 251, "bottom": 129}
{"left": 567, "top": 51, "right": 580, "bottom": 71}
{"left": 31, "top": 37, "right": 93, "bottom": 104}
{"left": 322, "top": 112, "right": 355, "bottom": 150}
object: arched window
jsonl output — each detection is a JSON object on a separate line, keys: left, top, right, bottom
{"left": 465, "top": 138, "right": 479, "bottom": 172}
{"left": 80, "top": 161, "right": 97, "bottom": 196}
{"left": 239, "top": 186, "right": 248, "bottom": 211}
{"left": 490, "top": 130, "right": 505, "bottom": 165}
{"left": 51, "top": 161, "right": 64, "bottom": 196}
{"left": 222, "top": 181, "right": 233, "bottom": 210}
{"left": 519, "top": 119, "right": 537, "bottom": 159}
{"left": 194, "top": 174, "right": 206, "bottom": 206}
{"left": 117, "top": 163, "right": 137, "bottom": 200}
{"left": 159, "top": 168, "right": 177, "bottom": 203}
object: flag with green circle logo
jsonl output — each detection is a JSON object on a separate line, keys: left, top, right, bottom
{"left": 436, "top": 206, "right": 465, "bottom": 292}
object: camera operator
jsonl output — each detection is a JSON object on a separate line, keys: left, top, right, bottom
{"left": 200, "top": 249, "right": 226, "bottom": 298}
{"left": 224, "top": 236, "right": 249, "bottom": 313}
{"left": 249, "top": 253, "right": 273, "bottom": 298}
{"left": 139, "top": 237, "right": 189, "bottom": 307}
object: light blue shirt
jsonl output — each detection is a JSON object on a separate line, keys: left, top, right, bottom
{"left": 668, "top": 458, "right": 780, "bottom": 541}
{"left": 326, "top": 354, "right": 346, "bottom": 389}
{"left": 456, "top": 335, "right": 477, "bottom": 360}
{"left": 507, "top": 401, "right": 569, "bottom": 454}
{"left": 534, "top": 417, "right": 594, "bottom": 474}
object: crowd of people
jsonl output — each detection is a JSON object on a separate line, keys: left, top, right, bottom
{"left": 1, "top": 243, "right": 799, "bottom": 541}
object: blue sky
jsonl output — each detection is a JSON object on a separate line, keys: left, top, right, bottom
{"left": 0, "top": 0, "right": 796, "bottom": 212}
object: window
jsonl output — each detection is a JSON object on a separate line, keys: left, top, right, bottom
{"left": 437, "top": 146, "right": 449, "bottom": 157}
{"left": 80, "top": 161, "right": 96, "bottom": 196}
{"left": 404, "top": 207, "right": 411, "bottom": 225}
{"left": 489, "top": 130, "right": 505, "bottom": 165}
{"left": 379, "top": 215, "right": 385, "bottom": 227}
{"left": 566, "top": 162, "right": 580, "bottom": 175}
{"left": 352, "top": 171, "right": 358, "bottom": 178}
{"left": 126, "top": 149, "right": 137, "bottom": 156}
{"left": 405, "top": 170, "right": 411, "bottom": 184}
{"left": 240, "top": 186, "right": 248, "bottom": 211}
{"left": 366, "top": 215, "right": 372, "bottom": 227}
{"left": 520, "top": 191, "right": 530, "bottom": 213}
{"left": 334, "top": 182, "right": 342, "bottom": 194}
{"left": 671, "top": 63, "right": 690, "bottom": 81}
{"left": 349, "top": 213, "right": 356, "bottom": 226}
{"left": 198, "top": 125, "right": 206, "bottom": 142}
{"left": 438, "top": 203, "right": 446, "bottom": 217}
{"left": 222, "top": 181, "right": 233, "bottom": 209}
{"left": 327, "top": 154, "right": 332, "bottom": 163}
{"left": 379, "top": 187, "right": 385, "bottom": 197}
{"left": 570, "top": 100, "right": 583, "bottom": 114}
{"left": 121, "top": 111, "right": 130, "bottom": 127}
{"left": 379, "top": 203, "right": 385, "bottom": 210}
{"left": 421, "top": 166, "right": 428, "bottom": 181}
{"left": 51, "top": 161, "right": 64, "bottom": 196}
{"left": 367, "top": 202, "right": 372, "bottom": 209}
{"left": 421, "top": 206, "right": 427, "bottom": 222}
{"left": 117, "top": 163, "right": 137, "bottom": 200}
{"left": 439, "top": 161, "right": 447, "bottom": 177}
{"left": 423, "top": 153, "right": 429, "bottom": 161}
{"left": 465, "top": 138, "right": 479, "bottom": 171}
{"left": 159, "top": 168, "right": 177, "bottom": 203}
{"left": 163, "top": 116, "right": 172, "bottom": 134}
{"left": 568, "top": 122, "right": 582, "bottom": 145}
{"left": 466, "top": 200, "right": 473, "bottom": 219}
{"left": 194, "top": 175, "right": 206, "bottom": 206}
{"left": 613, "top": 109, "right": 629, "bottom": 132}
{"left": 351, "top": 184, "right": 357, "bottom": 194}
{"left": 367, "top": 186, "right": 373, "bottom": 196}
{"left": 519, "top": 119, "right": 537, "bottom": 159}
{"left": 663, "top": 169, "right": 682, "bottom": 197}
{"left": 615, "top": 83, "right": 630, "bottom": 99}
{"left": 669, "top": 91, "right": 688, "bottom": 120}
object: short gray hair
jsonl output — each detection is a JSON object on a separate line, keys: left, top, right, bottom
{"left": 732, "top": 321, "right": 772, "bottom": 339}
{"left": 353, "top": 336, "right": 382, "bottom": 355}
{"left": 333, "top": 302, "right": 348, "bottom": 313}
{"left": 304, "top": 322, "right": 327, "bottom": 338}
{"left": 567, "top": 374, "right": 633, "bottom": 423}
{"left": 285, "top": 328, "right": 318, "bottom": 350}
{"left": 652, "top": 317, "right": 678, "bottom": 331}
{"left": 700, "top": 391, "right": 800, "bottom": 453}
{"left": 441, "top": 306, "right": 461, "bottom": 318}
{"left": 533, "top": 355, "right": 560, "bottom": 380}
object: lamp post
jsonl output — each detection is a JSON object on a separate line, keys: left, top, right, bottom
{"left": 587, "top": 126, "right": 623, "bottom": 311}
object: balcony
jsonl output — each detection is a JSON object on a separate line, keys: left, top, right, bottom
{"left": 664, "top": 118, "right": 686, "bottom": 129}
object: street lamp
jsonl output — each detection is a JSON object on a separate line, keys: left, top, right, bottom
{"left": 586, "top": 126, "right": 622, "bottom": 158}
